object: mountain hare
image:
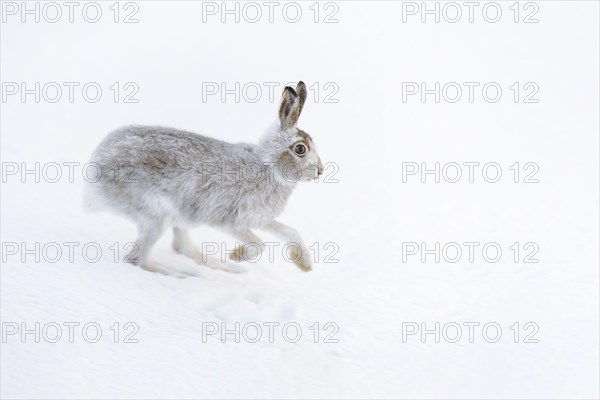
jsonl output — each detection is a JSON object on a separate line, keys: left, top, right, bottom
{"left": 86, "top": 81, "right": 322, "bottom": 273}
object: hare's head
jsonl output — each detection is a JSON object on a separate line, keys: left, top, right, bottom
{"left": 260, "top": 81, "right": 323, "bottom": 184}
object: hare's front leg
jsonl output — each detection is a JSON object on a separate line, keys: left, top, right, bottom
{"left": 172, "top": 227, "right": 246, "bottom": 273}
{"left": 228, "top": 229, "right": 265, "bottom": 263}
{"left": 266, "top": 220, "right": 312, "bottom": 272}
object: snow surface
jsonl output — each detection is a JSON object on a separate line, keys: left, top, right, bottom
{"left": 1, "top": 1, "right": 599, "bottom": 398}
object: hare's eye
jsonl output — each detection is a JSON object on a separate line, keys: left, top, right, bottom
{"left": 293, "top": 143, "right": 307, "bottom": 156}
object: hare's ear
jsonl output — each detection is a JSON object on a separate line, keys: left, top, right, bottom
{"left": 279, "top": 86, "right": 300, "bottom": 130}
{"left": 296, "top": 81, "right": 307, "bottom": 116}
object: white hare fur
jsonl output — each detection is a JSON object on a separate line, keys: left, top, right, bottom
{"left": 86, "top": 81, "right": 322, "bottom": 273}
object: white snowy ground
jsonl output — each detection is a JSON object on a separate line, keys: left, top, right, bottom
{"left": 1, "top": 1, "right": 598, "bottom": 399}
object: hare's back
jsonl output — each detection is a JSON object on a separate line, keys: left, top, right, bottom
{"left": 91, "top": 124, "right": 239, "bottom": 197}
{"left": 88, "top": 125, "right": 240, "bottom": 217}
{"left": 93, "top": 125, "right": 232, "bottom": 166}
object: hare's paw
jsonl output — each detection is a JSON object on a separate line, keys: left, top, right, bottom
{"left": 205, "top": 261, "right": 248, "bottom": 274}
{"left": 139, "top": 261, "right": 165, "bottom": 273}
{"left": 217, "top": 262, "right": 247, "bottom": 274}
{"left": 295, "top": 259, "right": 312, "bottom": 272}
{"left": 287, "top": 246, "right": 312, "bottom": 272}
{"left": 135, "top": 260, "right": 189, "bottom": 278}
{"left": 228, "top": 243, "right": 260, "bottom": 263}
{"left": 228, "top": 244, "right": 245, "bottom": 262}
{"left": 124, "top": 252, "right": 143, "bottom": 266}
{"left": 191, "top": 254, "right": 247, "bottom": 273}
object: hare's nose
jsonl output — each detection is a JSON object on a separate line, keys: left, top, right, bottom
{"left": 317, "top": 158, "right": 324, "bottom": 175}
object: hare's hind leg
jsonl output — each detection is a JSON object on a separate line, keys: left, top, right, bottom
{"left": 124, "top": 218, "right": 168, "bottom": 271}
{"left": 172, "top": 227, "right": 246, "bottom": 273}
{"left": 172, "top": 227, "right": 201, "bottom": 258}
{"left": 228, "top": 229, "right": 264, "bottom": 263}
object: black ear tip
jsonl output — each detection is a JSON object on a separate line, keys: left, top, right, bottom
{"left": 284, "top": 86, "right": 298, "bottom": 97}
{"left": 298, "top": 81, "right": 305, "bottom": 87}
